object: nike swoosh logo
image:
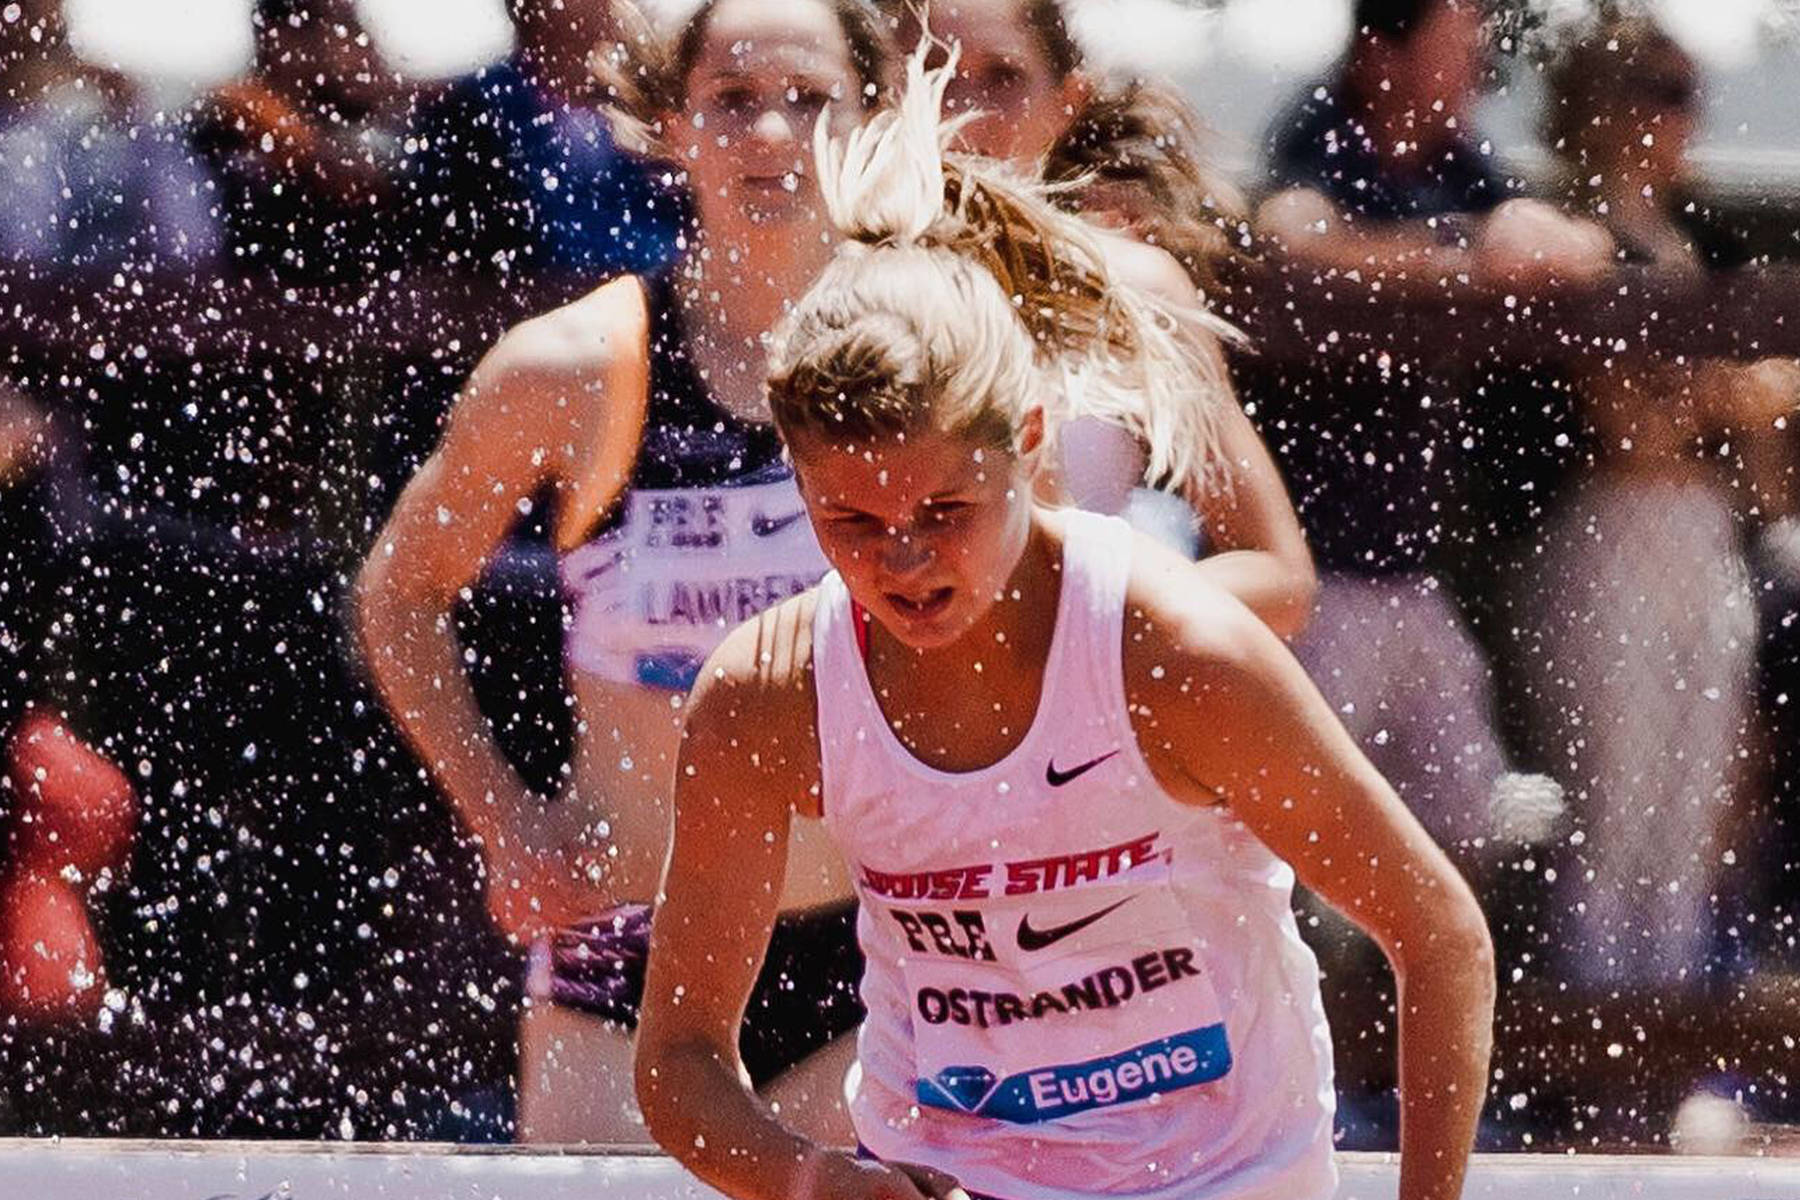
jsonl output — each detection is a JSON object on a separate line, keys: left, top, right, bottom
{"left": 751, "top": 510, "right": 807, "bottom": 537}
{"left": 1044, "top": 749, "right": 1119, "bottom": 787}
{"left": 1016, "top": 897, "right": 1134, "bottom": 952}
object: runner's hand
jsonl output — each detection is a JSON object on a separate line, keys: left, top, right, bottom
{"left": 805, "top": 1150, "right": 972, "bottom": 1200}
{"left": 477, "top": 787, "right": 612, "bottom": 944}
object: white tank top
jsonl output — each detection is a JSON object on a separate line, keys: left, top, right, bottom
{"left": 812, "top": 509, "right": 1336, "bottom": 1200}
{"left": 562, "top": 469, "right": 828, "bottom": 690}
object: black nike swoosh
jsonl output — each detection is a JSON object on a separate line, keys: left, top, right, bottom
{"left": 1045, "top": 749, "right": 1119, "bottom": 787}
{"left": 751, "top": 510, "right": 807, "bottom": 537}
{"left": 1016, "top": 897, "right": 1134, "bottom": 952}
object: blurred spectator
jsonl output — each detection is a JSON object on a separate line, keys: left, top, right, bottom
{"left": 0, "top": 1, "right": 219, "bottom": 272}
{"left": 0, "top": 0, "right": 80, "bottom": 107}
{"left": 1043, "top": 77, "right": 1248, "bottom": 296}
{"left": 401, "top": 0, "right": 683, "bottom": 277}
{"left": 1513, "top": 14, "right": 1799, "bottom": 993}
{"left": 1249, "top": 0, "right": 1608, "bottom": 856}
{"left": 0, "top": 3, "right": 519, "bottom": 1136}
{"left": 195, "top": 0, "right": 411, "bottom": 284}
{"left": 0, "top": 1, "right": 156, "bottom": 1040}
{"left": 0, "top": 382, "right": 54, "bottom": 744}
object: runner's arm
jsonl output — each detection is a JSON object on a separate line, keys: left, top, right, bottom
{"left": 1130, "top": 568, "right": 1493, "bottom": 1200}
{"left": 1111, "top": 241, "right": 1316, "bottom": 637}
{"left": 636, "top": 607, "right": 963, "bottom": 1200}
{"left": 635, "top": 632, "right": 814, "bottom": 1198}
{"left": 354, "top": 280, "right": 648, "bottom": 940}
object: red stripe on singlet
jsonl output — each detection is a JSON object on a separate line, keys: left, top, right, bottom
{"left": 822, "top": 599, "right": 873, "bottom": 822}
{"left": 851, "top": 599, "right": 872, "bottom": 662}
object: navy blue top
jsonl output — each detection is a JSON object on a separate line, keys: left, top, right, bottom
{"left": 404, "top": 59, "right": 685, "bottom": 277}
{"left": 1267, "top": 81, "right": 1506, "bottom": 223}
{"left": 1247, "top": 81, "right": 1515, "bottom": 575}
{"left": 628, "top": 272, "right": 788, "bottom": 493}
{"left": 503, "top": 269, "right": 787, "bottom": 558}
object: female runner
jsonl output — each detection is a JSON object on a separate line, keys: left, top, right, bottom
{"left": 636, "top": 51, "right": 1493, "bottom": 1200}
{"left": 356, "top": 0, "right": 891, "bottom": 1142}
{"left": 880, "top": 0, "right": 1316, "bottom": 636}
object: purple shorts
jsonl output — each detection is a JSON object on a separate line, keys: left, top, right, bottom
{"left": 546, "top": 898, "right": 865, "bottom": 1086}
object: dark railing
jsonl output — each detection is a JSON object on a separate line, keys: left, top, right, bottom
{"left": 8, "top": 258, "right": 1799, "bottom": 373}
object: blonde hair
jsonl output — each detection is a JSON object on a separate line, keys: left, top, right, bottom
{"left": 767, "top": 45, "right": 1237, "bottom": 497}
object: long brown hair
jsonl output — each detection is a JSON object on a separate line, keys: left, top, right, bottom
{"left": 1043, "top": 78, "right": 1248, "bottom": 291}
{"left": 880, "top": 0, "right": 1243, "bottom": 289}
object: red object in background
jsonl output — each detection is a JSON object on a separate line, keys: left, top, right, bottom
{"left": 0, "top": 870, "right": 104, "bottom": 1022}
{"left": 5, "top": 709, "right": 137, "bottom": 878}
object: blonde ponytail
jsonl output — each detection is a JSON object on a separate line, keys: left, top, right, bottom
{"left": 770, "top": 41, "right": 1239, "bottom": 499}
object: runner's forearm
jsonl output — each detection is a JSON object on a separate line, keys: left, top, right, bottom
{"left": 638, "top": 1040, "right": 818, "bottom": 1200}
{"left": 355, "top": 572, "right": 538, "bottom": 843}
{"left": 1395, "top": 931, "right": 1496, "bottom": 1200}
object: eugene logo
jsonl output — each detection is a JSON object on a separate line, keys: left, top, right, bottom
{"left": 918, "top": 1024, "right": 1230, "bottom": 1123}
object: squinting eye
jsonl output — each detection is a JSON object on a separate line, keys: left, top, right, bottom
{"left": 786, "top": 85, "right": 831, "bottom": 110}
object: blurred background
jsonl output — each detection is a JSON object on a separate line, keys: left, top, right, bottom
{"left": 1, "top": 0, "right": 1796, "bottom": 1155}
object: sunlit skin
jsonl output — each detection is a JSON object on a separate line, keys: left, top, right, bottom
{"left": 661, "top": 0, "right": 868, "bottom": 416}
{"left": 790, "top": 416, "right": 1045, "bottom": 654}
{"left": 671, "top": 0, "right": 862, "bottom": 236}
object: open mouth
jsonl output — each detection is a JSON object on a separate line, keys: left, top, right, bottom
{"left": 886, "top": 586, "right": 954, "bottom": 621}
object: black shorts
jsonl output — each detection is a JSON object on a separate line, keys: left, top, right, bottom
{"left": 547, "top": 899, "right": 865, "bottom": 1087}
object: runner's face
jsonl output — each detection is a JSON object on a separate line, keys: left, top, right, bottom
{"left": 673, "top": 0, "right": 866, "bottom": 242}
{"left": 908, "top": 0, "right": 1080, "bottom": 166}
{"left": 792, "top": 423, "right": 1037, "bottom": 650}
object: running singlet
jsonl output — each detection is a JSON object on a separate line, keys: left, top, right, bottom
{"left": 812, "top": 510, "right": 1337, "bottom": 1200}
{"left": 561, "top": 275, "right": 829, "bottom": 691}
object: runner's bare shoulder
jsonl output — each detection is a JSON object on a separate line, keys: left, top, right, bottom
{"left": 1120, "top": 529, "right": 1271, "bottom": 701}
{"left": 1092, "top": 227, "right": 1202, "bottom": 312}
{"left": 482, "top": 275, "right": 651, "bottom": 387}
{"left": 447, "top": 277, "right": 654, "bottom": 498}
{"left": 684, "top": 588, "right": 827, "bottom": 815}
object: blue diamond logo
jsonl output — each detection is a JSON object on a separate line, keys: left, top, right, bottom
{"left": 933, "top": 1065, "right": 999, "bottom": 1111}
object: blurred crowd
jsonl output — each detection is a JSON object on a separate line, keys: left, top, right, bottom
{"left": 0, "top": 0, "right": 1796, "bottom": 1151}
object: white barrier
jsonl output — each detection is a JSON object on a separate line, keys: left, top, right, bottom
{"left": 2, "top": 1142, "right": 1799, "bottom": 1199}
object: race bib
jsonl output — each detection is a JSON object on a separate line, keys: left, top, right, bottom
{"left": 872, "top": 851, "right": 1233, "bottom": 1124}
{"left": 563, "top": 475, "right": 827, "bottom": 688}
